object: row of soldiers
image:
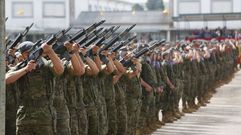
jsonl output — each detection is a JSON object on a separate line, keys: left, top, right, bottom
{"left": 5, "top": 22, "right": 239, "bottom": 135}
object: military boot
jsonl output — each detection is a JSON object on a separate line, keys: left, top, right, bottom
{"left": 162, "top": 112, "right": 174, "bottom": 123}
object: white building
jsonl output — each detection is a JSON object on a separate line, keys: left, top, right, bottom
{"left": 74, "top": 0, "right": 133, "bottom": 18}
{"left": 5, "top": 0, "right": 70, "bottom": 34}
{"left": 172, "top": 0, "right": 241, "bottom": 29}
{"left": 5, "top": 0, "right": 133, "bottom": 34}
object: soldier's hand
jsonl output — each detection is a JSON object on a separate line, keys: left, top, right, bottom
{"left": 145, "top": 85, "right": 153, "bottom": 92}
{"left": 8, "top": 49, "right": 16, "bottom": 57}
{"left": 64, "top": 41, "right": 73, "bottom": 52}
{"left": 110, "top": 52, "right": 116, "bottom": 59}
{"left": 73, "top": 43, "right": 80, "bottom": 53}
{"left": 156, "top": 86, "right": 163, "bottom": 94}
{"left": 101, "top": 50, "right": 109, "bottom": 56}
{"left": 80, "top": 48, "right": 87, "bottom": 56}
{"left": 170, "top": 84, "right": 176, "bottom": 91}
{"left": 25, "top": 60, "right": 37, "bottom": 72}
{"left": 92, "top": 45, "right": 100, "bottom": 54}
{"left": 132, "top": 58, "right": 139, "bottom": 65}
{"left": 41, "top": 43, "right": 53, "bottom": 54}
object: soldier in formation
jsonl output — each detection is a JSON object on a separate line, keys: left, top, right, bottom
{"left": 4, "top": 22, "right": 239, "bottom": 135}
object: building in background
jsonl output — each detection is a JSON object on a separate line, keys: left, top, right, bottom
{"left": 72, "top": 11, "right": 172, "bottom": 41}
{"left": 172, "top": 0, "right": 241, "bottom": 39}
{"left": 5, "top": 0, "right": 133, "bottom": 41}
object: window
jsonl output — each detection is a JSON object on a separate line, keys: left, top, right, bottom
{"left": 178, "top": 0, "right": 201, "bottom": 14}
{"left": 43, "top": 2, "right": 65, "bottom": 18}
{"left": 212, "top": 0, "right": 232, "bottom": 13}
{"left": 12, "top": 2, "right": 33, "bottom": 18}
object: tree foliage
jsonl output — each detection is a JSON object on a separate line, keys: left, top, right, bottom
{"left": 146, "top": 0, "right": 165, "bottom": 11}
{"left": 132, "top": 3, "right": 144, "bottom": 11}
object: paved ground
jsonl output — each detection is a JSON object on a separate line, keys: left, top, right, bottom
{"left": 152, "top": 71, "right": 241, "bottom": 135}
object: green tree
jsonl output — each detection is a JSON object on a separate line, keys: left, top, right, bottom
{"left": 132, "top": 3, "right": 144, "bottom": 11}
{"left": 146, "top": 0, "right": 165, "bottom": 11}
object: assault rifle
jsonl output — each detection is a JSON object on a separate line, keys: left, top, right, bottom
{"left": 121, "top": 39, "right": 166, "bottom": 68}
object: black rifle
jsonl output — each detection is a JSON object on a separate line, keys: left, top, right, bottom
{"left": 121, "top": 39, "right": 166, "bottom": 67}
{"left": 15, "top": 27, "right": 71, "bottom": 70}
{"left": 53, "top": 27, "right": 104, "bottom": 60}
{"left": 46, "top": 27, "right": 71, "bottom": 45}
{"left": 98, "top": 24, "right": 136, "bottom": 53}
{"left": 69, "top": 20, "right": 105, "bottom": 43}
{"left": 85, "top": 26, "right": 118, "bottom": 56}
{"left": 110, "top": 35, "right": 136, "bottom": 53}
{"left": 5, "top": 23, "right": 34, "bottom": 53}
{"left": 15, "top": 40, "right": 45, "bottom": 70}
{"left": 95, "top": 26, "right": 120, "bottom": 46}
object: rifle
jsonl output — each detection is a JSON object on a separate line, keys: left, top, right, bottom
{"left": 110, "top": 35, "right": 136, "bottom": 53}
{"left": 5, "top": 23, "right": 34, "bottom": 53}
{"left": 121, "top": 39, "right": 166, "bottom": 67}
{"left": 98, "top": 24, "right": 136, "bottom": 53}
{"left": 46, "top": 27, "right": 71, "bottom": 45}
{"left": 69, "top": 20, "right": 105, "bottom": 43}
{"left": 15, "top": 40, "right": 45, "bottom": 70}
{"left": 95, "top": 26, "right": 120, "bottom": 46}
{"left": 53, "top": 27, "right": 104, "bottom": 60}
{"left": 85, "top": 26, "right": 118, "bottom": 55}
{"left": 15, "top": 27, "right": 71, "bottom": 70}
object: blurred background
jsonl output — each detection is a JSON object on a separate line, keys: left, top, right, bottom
{"left": 5, "top": 0, "right": 241, "bottom": 42}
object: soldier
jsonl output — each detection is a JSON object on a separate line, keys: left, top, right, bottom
{"left": 93, "top": 46, "right": 117, "bottom": 135}
{"left": 81, "top": 45, "right": 100, "bottom": 135}
{"left": 139, "top": 46, "right": 159, "bottom": 131}
{"left": 111, "top": 51, "right": 128, "bottom": 135}
{"left": 120, "top": 49, "right": 142, "bottom": 135}
{"left": 6, "top": 41, "right": 64, "bottom": 135}
{"left": 53, "top": 41, "right": 85, "bottom": 135}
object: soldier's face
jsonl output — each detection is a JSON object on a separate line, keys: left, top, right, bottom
{"left": 21, "top": 51, "right": 30, "bottom": 60}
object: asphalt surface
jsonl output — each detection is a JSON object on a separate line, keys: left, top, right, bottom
{"left": 152, "top": 70, "right": 241, "bottom": 135}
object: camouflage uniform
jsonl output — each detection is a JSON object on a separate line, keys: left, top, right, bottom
{"left": 197, "top": 58, "right": 208, "bottom": 104}
{"left": 151, "top": 60, "right": 165, "bottom": 122}
{"left": 16, "top": 58, "right": 55, "bottom": 135}
{"left": 139, "top": 58, "right": 158, "bottom": 128}
{"left": 154, "top": 60, "right": 167, "bottom": 121}
{"left": 182, "top": 57, "right": 192, "bottom": 110}
{"left": 96, "top": 72, "right": 108, "bottom": 135}
{"left": 75, "top": 77, "right": 88, "bottom": 135}
{"left": 115, "top": 77, "right": 128, "bottom": 135}
{"left": 53, "top": 62, "right": 71, "bottom": 135}
{"left": 82, "top": 75, "right": 99, "bottom": 135}
{"left": 6, "top": 83, "right": 18, "bottom": 135}
{"left": 172, "top": 61, "right": 184, "bottom": 114}
{"left": 104, "top": 73, "right": 118, "bottom": 135}
{"left": 124, "top": 73, "right": 142, "bottom": 135}
{"left": 65, "top": 71, "right": 80, "bottom": 135}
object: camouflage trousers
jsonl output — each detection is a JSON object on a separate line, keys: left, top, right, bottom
{"left": 174, "top": 79, "right": 184, "bottom": 110}
{"left": 197, "top": 75, "right": 206, "bottom": 102}
{"left": 182, "top": 75, "right": 191, "bottom": 107}
{"left": 54, "top": 99, "right": 71, "bottom": 135}
{"left": 97, "top": 92, "right": 108, "bottom": 135}
{"left": 6, "top": 105, "right": 17, "bottom": 135}
{"left": 126, "top": 97, "right": 142, "bottom": 135}
{"left": 86, "top": 103, "right": 99, "bottom": 135}
{"left": 76, "top": 105, "right": 88, "bottom": 135}
{"left": 139, "top": 89, "right": 153, "bottom": 128}
{"left": 115, "top": 84, "right": 128, "bottom": 135}
{"left": 17, "top": 125, "right": 54, "bottom": 135}
{"left": 68, "top": 107, "right": 80, "bottom": 135}
{"left": 105, "top": 90, "right": 117, "bottom": 135}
